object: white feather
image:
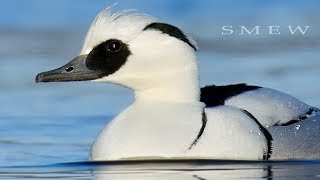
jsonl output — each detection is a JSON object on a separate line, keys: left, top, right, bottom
{"left": 226, "top": 88, "right": 311, "bottom": 126}
{"left": 81, "top": 7, "right": 156, "bottom": 54}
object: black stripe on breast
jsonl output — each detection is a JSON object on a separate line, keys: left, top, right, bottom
{"left": 188, "top": 110, "right": 207, "bottom": 150}
{"left": 143, "top": 22, "right": 197, "bottom": 51}
{"left": 242, "top": 110, "right": 273, "bottom": 160}
{"left": 275, "top": 107, "right": 317, "bottom": 126}
{"left": 200, "top": 84, "right": 261, "bottom": 107}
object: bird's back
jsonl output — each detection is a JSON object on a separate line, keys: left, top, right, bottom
{"left": 200, "top": 83, "right": 320, "bottom": 159}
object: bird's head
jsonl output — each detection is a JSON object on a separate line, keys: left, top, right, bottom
{"left": 36, "top": 7, "right": 198, "bottom": 90}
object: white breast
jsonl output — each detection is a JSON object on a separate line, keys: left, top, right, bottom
{"left": 90, "top": 101, "right": 204, "bottom": 160}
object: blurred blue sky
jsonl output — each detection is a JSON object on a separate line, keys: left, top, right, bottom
{"left": 0, "top": 0, "right": 319, "bottom": 28}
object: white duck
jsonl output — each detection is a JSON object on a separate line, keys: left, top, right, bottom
{"left": 36, "top": 8, "right": 320, "bottom": 161}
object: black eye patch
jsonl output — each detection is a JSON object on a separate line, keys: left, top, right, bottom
{"left": 86, "top": 39, "right": 131, "bottom": 77}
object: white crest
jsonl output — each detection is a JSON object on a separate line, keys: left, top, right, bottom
{"left": 80, "top": 7, "right": 156, "bottom": 54}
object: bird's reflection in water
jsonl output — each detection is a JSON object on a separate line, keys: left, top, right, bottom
{"left": 2, "top": 160, "right": 320, "bottom": 179}
{"left": 91, "top": 160, "right": 273, "bottom": 180}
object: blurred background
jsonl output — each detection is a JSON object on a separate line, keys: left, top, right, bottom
{"left": 0, "top": 0, "right": 319, "bottom": 166}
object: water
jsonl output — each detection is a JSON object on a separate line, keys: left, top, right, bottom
{"left": 1, "top": 1, "right": 320, "bottom": 179}
{"left": 2, "top": 160, "right": 320, "bottom": 179}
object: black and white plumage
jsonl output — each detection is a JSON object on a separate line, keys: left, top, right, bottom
{"left": 36, "top": 7, "right": 320, "bottom": 161}
{"left": 200, "top": 84, "right": 319, "bottom": 159}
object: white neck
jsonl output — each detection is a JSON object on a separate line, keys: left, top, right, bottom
{"left": 91, "top": 70, "right": 205, "bottom": 160}
{"left": 134, "top": 68, "right": 201, "bottom": 104}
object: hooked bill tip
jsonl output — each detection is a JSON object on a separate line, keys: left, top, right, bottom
{"left": 35, "top": 74, "right": 41, "bottom": 83}
{"left": 35, "top": 73, "right": 45, "bottom": 83}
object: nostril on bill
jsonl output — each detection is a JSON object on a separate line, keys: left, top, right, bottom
{"left": 65, "top": 66, "right": 74, "bottom": 72}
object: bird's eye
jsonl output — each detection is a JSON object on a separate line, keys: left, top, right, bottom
{"left": 106, "top": 40, "right": 122, "bottom": 53}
